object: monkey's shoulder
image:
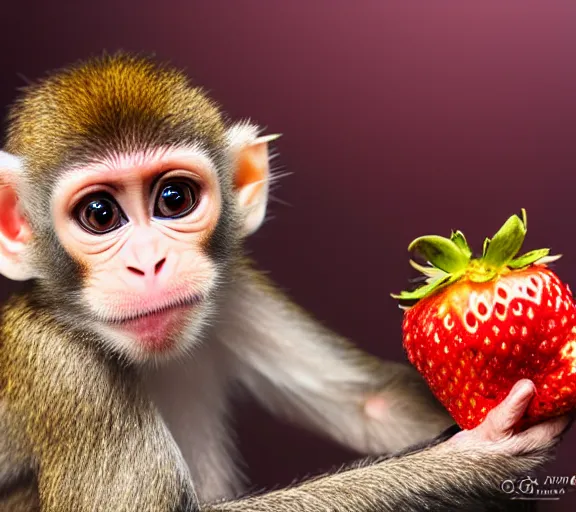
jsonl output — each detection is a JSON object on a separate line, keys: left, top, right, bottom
{"left": 0, "top": 292, "right": 73, "bottom": 357}
{"left": 0, "top": 291, "right": 130, "bottom": 403}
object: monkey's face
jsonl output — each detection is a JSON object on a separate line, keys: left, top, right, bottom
{"left": 7, "top": 130, "right": 271, "bottom": 364}
{"left": 0, "top": 54, "right": 273, "bottom": 363}
{"left": 48, "top": 147, "right": 224, "bottom": 360}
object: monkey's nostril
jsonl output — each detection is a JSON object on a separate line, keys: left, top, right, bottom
{"left": 126, "top": 258, "right": 166, "bottom": 277}
{"left": 154, "top": 258, "right": 166, "bottom": 275}
{"left": 127, "top": 266, "right": 146, "bottom": 276}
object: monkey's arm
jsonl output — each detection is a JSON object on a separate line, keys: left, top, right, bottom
{"left": 207, "top": 383, "right": 565, "bottom": 512}
{"left": 210, "top": 445, "right": 539, "bottom": 512}
{"left": 215, "top": 262, "right": 453, "bottom": 455}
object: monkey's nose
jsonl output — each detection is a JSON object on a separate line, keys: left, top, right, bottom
{"left": 127, "top": 257, "right": 166, "bottom": 278}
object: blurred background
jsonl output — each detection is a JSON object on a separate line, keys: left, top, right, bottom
{"left": 1, "top": 1, "right": 576, "bottom": 509}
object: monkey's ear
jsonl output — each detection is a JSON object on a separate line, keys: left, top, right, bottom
{"left": 0, "top": 151, "right": 34, "bottom": 281}
{"left": 227, "top": 123, "right": 279, "bottom": 236}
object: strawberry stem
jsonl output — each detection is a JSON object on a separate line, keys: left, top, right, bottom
{"left": 391, "top": 209, "right": 560, "bottom": 304}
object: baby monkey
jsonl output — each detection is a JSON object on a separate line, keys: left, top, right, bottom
{"left": 0, "top": 53, "right": 569, "bottom": 511}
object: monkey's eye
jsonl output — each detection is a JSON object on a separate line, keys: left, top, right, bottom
{"left": 74, "top": 194, "right": 125, "bottom": 234}
{"left": 154, "top": 181, "right": 199, "bottom": 219}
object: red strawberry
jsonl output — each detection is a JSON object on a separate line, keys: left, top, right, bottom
{"left": 392, "top": 210, "right": 576, "bottom": 429}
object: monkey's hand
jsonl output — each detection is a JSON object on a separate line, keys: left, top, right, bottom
{"left": 446, "top": 378, "right": 571, "bottom": 457}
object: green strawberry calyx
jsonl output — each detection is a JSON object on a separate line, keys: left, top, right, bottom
{"left": 391, "top": 209, "right": 562, "bottom": 302}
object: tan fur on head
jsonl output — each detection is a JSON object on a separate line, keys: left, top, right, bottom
{"left": 5, "top": 52, "right": 226, "bottom": 175}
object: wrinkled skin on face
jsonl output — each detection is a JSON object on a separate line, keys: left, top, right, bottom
{"left": 51, "top": 148, "right": 223, "bottom": 358}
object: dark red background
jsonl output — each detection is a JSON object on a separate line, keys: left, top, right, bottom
{"left": 1, "top": 1, "right": 576, "bottom": 509}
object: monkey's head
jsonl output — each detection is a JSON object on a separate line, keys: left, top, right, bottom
{"left": 0, "top": 53, "right": 275, "bottom": 363}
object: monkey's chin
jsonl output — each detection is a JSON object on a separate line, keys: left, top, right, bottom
{"left": 115, "top": 305, "right": 192, "bottom": 353}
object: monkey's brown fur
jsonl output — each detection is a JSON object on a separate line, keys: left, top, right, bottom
{"left": 0, "top": 295, "right": 197, "bottom": 511}
{"left": 0, "top": 485, "right": 39, "bottom": 512}
{"left": 6, "top": 52, "right": 226, "bottom": 175}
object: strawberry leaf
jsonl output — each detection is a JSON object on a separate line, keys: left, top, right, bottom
{"left": 508, "top": 249, "right": 550, "bottom": 269}
{"left": 450, "top": 230, "right": 472, "bottom": 258}
{"left": 409, "top": 259, "right": 447, "bottom": 278}
{"left": 483, "top": 212, "right": 527, "bottom": 269}
{"left": 535, "top": 254, "right": 563, "bottom": 265}
{"left": 391, "top": 271, "right": 463, "bottom": 301}
{"left": 521, "top": 207, "right": 528, "bottom": 229}
{"left": 408, "top": 236, "right": 471, "bottom": 273}
{"left": 482, "top": 237, "right": 491, "bottom": 257}
{"left": 391, "top": 275, "right": 451, "bottom": 301}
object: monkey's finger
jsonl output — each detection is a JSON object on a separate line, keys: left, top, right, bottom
{"left": 479, "top": 380, "right": 535, "bottom": 440}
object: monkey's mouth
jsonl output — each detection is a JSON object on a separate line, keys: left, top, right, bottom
{"left": 103, "top": 295, "right": 202, "bottom": 348}
{"left": 105, "top": 294, "right": 202, "bottom": 326}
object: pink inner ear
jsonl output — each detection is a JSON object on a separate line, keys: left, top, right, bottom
{"left": 235, "top": 145, "right": 264, "bottom": 190}
{"left": 234, "top": 142, "right": 269, "bottom": 212}
{"left": 0, "top": 186, "right": 28, "bottom": 243}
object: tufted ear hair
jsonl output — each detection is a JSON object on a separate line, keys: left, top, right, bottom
{"left": 0, "top": 151, "right": 35, "bottom": 281}
{"left": 226, "top": 123, "right": 280, "bottom": 236}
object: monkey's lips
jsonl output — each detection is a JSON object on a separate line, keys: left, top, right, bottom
{"left": 109, "top": 299, "right": 198, "bottom": 351}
